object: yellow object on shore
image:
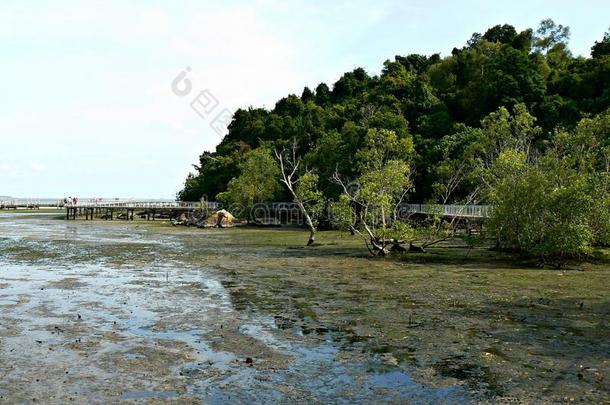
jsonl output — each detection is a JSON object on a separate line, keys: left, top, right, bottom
{"left": 208, "top": 209, "right": 237, "bottom": 227}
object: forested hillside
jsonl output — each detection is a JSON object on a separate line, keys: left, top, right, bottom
{"left": 179, "top": 20, "right": 610, "bottom": 204}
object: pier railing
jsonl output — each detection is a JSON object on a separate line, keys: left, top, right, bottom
{"left": 398, "top": 204, "right": 491, "bottom": 218}
{"left": 60, "top": 200, "right": 492, "bottom": 220}
{"left": 1, "top": 199, "right": 48, "bottom": 209}
{"left": 72, "top": 200, "right": 219, "bottom": 210}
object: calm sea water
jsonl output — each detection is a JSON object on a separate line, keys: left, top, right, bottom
{"left": 0, "top": 197, "right": 176, "bottom": 206}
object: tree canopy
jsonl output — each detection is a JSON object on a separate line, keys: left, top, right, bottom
{"left": 181, "top": 23, "right": 604, "bottom": 183}
{"left": 179, "top": 20, "right": 609, "bottom": 205}
{"left": 176, "top": 19, "right": 610, "bottom": 264}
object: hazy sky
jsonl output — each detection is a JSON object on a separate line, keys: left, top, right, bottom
{"left": 1, "top": 0, "right": 608, "bottom": 199}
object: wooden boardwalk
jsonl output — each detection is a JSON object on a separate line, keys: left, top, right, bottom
{"left": 64, "top": 201, "right": 219, "bottom": 220}
{"left": 1, "top": 200, "right": 44, "bottom": 210}
{"left": 398, "top": 203, "right": 491, "bottom": 219}
{"left": 63, "top": 201, "right": 491, "bottom": 221}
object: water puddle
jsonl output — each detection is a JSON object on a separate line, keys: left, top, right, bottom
{"left": 121, "top": 390, "right": 179, "bottom": 400}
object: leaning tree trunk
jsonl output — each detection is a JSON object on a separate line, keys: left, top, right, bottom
{"left": 300, "top": 202, "right": 316, "bottom": 246}
{"left": 275, "top": 146, "right": 317, "bottom": 246}
{"left": 352, "top": 221, "right": 389, "bottom": 256}
{"left": 290, "top": 193, "right": 315, "bottom": 246}
{"left": 350, "top": 201, "right": 364, "bottom": 235}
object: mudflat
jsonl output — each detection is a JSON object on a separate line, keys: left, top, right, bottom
{"left": 0, "top": 214, "right": 608, "bottom": 403}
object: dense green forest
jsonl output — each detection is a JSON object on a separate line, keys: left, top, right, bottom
{"left": 178, "top": 20, "right": 610, "bottom": 264}
{"left": 179, "top": 20, "right": 609, "bottom": 203}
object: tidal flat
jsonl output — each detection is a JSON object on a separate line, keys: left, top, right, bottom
{"left": 0, "top": 213, "right": 608, "bottom": 404}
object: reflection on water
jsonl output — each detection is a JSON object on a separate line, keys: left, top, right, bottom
{"left": 0, "top": 212, "right": 60, "bottom": 218}
{"left": 122, "top": 390, "right": 179, "bottom": 400}
{"left": 0, "top": 216, "right": 471, "bottom": 403}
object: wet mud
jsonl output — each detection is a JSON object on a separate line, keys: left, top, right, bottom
{"left": 0, "top": 214, "right": 608, "bottom": 403}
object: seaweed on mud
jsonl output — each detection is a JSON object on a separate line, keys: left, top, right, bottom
{"left": 433, "top": 355, "right": 504, "bottom": 397}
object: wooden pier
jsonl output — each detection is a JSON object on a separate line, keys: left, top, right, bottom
{"left": 0, "top": 202, "right": 42, "bottom": 210}
{"left": 398, "top": 203, "right": 491, "bottom": 219}
{"left": 64, "top": 201, "right": 219, "bottom": 221}
{"left": 63, "top": 201, "right": 491, "bottom": 223}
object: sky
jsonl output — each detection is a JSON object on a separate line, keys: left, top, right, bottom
{"left": 1, "top": 0, "right": 608, "bottom": 199}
